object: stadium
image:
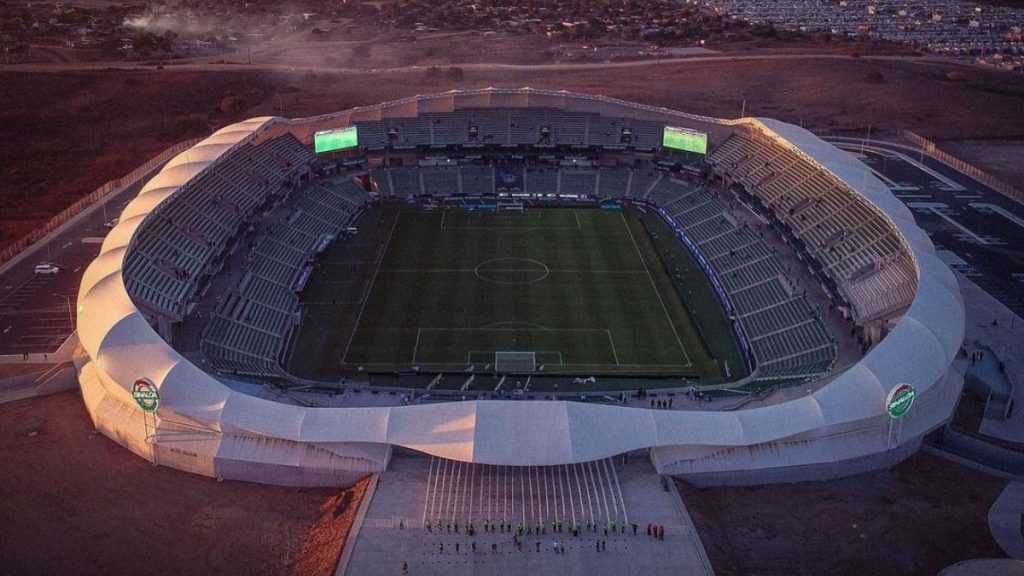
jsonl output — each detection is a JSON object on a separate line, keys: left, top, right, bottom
{"left": 75, "top": 87, "right": 965, "bottom": 487}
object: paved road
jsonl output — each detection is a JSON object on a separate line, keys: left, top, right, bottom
{"left": 0, "top": 52, "right": 966, "bottom": 76}
{"left": 0, "top": 182, "right": 143, "bottom": 356}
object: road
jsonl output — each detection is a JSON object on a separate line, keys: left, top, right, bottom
{"left": 0, "top": 181, "right": 144, "bottom": 356}
{"left": 0, "top": 51, "right": 966, "bottom": 76}
{"left": 827, "top": 136, "right": 1024, "bottom": 318}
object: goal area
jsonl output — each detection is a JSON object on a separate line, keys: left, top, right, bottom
{"left": 494, "top": 351, "right": 536, "bottom": 373}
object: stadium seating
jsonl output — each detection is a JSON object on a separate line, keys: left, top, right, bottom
{"left": 123, "top": 135, "right": 314, "bottom": 319}
{"left": 421, "top": 166, "right": 460, "bottom": 197}
{"left": 352, "top": 109, "right": 667, "bottom": 150}
{"left": 654, "top": 175, "right": 836, "bottom": 380}
{"left": 558, "top": 169, "right": 598, "bottom": 197}
{"left": 596, "top": 167, "right": 630, "bottom": 199}
{"left": 202, "top": 179, "right": 369, "bottom": 375}
{"left": 524, "top": 167, "right": 559, "bottom": 195}
{"left": 708, "top": 134, "right": 916, "bottom": 322}
{"left": 459, "top": 165, "right": 495, "bottom": 196}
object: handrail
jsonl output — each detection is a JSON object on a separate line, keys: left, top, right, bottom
{"left": 899, "top": 130, "right": 1024, "bottom": 204}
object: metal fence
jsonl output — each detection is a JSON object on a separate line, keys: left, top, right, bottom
{"left": 899, "top": 130, "right": 1024, "bottom": 204}
{"left": 0, "top": 138, "right": 201, "bottom": 265}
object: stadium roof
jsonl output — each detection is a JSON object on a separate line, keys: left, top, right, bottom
{"left": 76, "top": 89, "right": 963, "bottom": 471}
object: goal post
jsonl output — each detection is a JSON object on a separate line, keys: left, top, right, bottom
{"left": 494, "top": 351, "right": 536, "bottom": 373}
{"left": 497, "top": 200, "right": 525, "bottom": 212}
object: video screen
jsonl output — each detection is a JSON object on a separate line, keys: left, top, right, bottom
{"left": 314, "top": 126, "right": 359, "bottom": 153}
{"left": 662, "top": 126, "right": 708, "bottom": 154}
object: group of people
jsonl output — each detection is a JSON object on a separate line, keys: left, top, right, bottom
{"left": 424, "top": 517, "right": 669, "bottom": 543}
{"left": 650, "top": 397, "right": 674, "bottom": 409}
{"left": 647, "top": 523, "right": 666, "bottom": 541}
{"left": 426, "top": 517, "right": 646, "bottom": 538}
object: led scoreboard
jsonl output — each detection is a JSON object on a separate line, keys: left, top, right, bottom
{"left": 662, "top": 126, "right": 708, "bottom": 155}
{"left": 314, "top": 126, "right": 359, "bottom": 153}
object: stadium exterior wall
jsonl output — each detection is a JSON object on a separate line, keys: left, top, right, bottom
{"left": 74, "top": 89, "right": 964, "bottom": 487}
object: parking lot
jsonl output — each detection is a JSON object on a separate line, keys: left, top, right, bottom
{"left": 0, "top": 185, "right": 139, "bottom": 356}
{"left": 831, "top": 138, "right": 1024, "bottom": 318}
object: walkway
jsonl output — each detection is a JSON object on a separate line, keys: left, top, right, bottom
{"left": 344, "top": 453, "right": 714, "bottom": 575}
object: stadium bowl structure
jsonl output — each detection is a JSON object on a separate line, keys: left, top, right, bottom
{"left": 75, "top": 89, "right": 964, "bottom": 487}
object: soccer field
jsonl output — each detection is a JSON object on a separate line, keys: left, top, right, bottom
{"left": 288, "top": 204, "right": 739, "bottom": 381}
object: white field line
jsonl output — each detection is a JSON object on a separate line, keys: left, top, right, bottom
{"left": 340, "top": 212, "right": 400, "bottom": 364}
{"left": 468, "top": 350, "right": 564, "bottom": 365}
{"left": 619, "top": 212, "right": 692, "bottom": 367}
{"left": 379, "top": 268, "right": 647, "bottom": 274}
{"left": 605, "top": 329, "right": 620, "bottom": 365}
{"left": 412, "top": 328, "right": 423, "bottom": 364}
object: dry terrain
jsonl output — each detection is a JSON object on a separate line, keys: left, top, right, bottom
{"left": 938, "top": 139, "right": 1024, "bottom": 186}
{"left": 0, "top": 390, "right": 365, "bottom": 576}
{"left": 295, "top": 477, "right": 371, "bottom": 576}
{"left": 2, "top": 56, "right": 1024, "bottom": 250}
{"left": 679, "top": 452, "right": 1008, "bottom": 576}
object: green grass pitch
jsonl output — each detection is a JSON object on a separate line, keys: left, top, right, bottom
{"left": 287, "top": 204, "right": 743, "bottom": 383}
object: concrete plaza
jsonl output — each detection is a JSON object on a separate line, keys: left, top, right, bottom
{"left": 343, "top": 451, "right": 713, "bottom": 575}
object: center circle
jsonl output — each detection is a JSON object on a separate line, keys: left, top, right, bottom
{"left": 474, "top": 258, "right": 550, "bottom": 285}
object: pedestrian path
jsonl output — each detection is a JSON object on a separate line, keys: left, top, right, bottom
{"left": 344, "top": 453, "right": 714, "bottom": 575}
{"left": 422, "top": 457, "right": 628, "bottom": 529}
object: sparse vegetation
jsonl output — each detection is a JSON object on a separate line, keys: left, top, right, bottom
{"left": 445, "top": 66, "right": 464, "bottom": 81}
{"left": 220, "top": 94, "right": 245, "bottom": 117}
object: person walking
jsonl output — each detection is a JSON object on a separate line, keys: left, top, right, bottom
{"left": 402, "top": 561, "right": 408, "bottom": 574}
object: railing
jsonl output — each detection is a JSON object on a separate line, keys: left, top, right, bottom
{"left": 0, "top": 138, "right": 202, "bottom": 264}
{"left": 899, "top": 130, "right": 1024, "bottom": 204}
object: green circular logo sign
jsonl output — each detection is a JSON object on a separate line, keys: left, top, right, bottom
{"left": 132, "top": 378, "right": 160, "bottom": 413}
{"left": 886, "top": 383, "right": 916, "bottom": 419}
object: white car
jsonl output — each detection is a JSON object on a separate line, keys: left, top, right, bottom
{"left": 34, "top": 263, "right": 59, "bottom": 274}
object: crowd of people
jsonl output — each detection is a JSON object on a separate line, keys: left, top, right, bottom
{"left": 420, "top": 516, "right": 669, "bottom": 554}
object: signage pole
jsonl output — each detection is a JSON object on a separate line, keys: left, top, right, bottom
{"left": 132, "top": 377, "right": 161, "bottom": 443}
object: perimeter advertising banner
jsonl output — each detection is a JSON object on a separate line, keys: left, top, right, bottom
{"left": 314, "top": 126, "right": 359, "bottom": 153}
{"left": 662, "top": 126, "right": 708, "bottom": 155}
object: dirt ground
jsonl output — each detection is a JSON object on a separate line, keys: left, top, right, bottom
{"left": 679, "top": 452, "right": 1008, "bottom": 576}
{"left": 2, "top": 56, "right": 1023, "bottom": 250}
{"left": 0, "top": 390, "right": 365, "bottom": 576}
{"left": 0, "top": 363, "right": 49, "bottom": 379}
{"left": 938, "top": 139, "right": 1024, "bottom": 186}
{"left": 295, "top": 476, "right": 371, "bottom": 576}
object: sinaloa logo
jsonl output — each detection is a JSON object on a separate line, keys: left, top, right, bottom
{"left": 886, "top": 383, "right": 916, "bottom": 420}
{"left": 132, "top": 378, "right": 160, "bottom": 413}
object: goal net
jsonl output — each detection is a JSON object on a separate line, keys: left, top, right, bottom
{"left": 494, "top": 351, "right": 536, "bottom": 373}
